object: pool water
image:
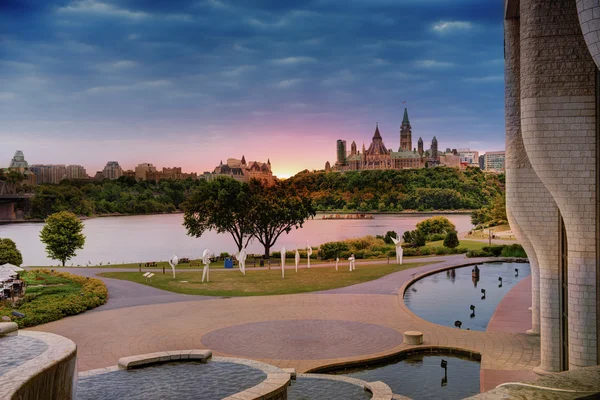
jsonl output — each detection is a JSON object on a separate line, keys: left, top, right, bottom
{"left": 334, "top": 353, "right": 480, "bottom": 400}
{"left": 77, "top": 361, "right": 266, "bottom": 400}
{"left": 0, "top": 335, "right": 48, "bottom": 376}
{"left": 288, "top": 377, "right": 371, "bottom": 400}
{"left": 404, "top": 262, "right": 530, "bottom": 331}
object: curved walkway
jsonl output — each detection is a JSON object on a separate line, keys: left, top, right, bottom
{"left": 27, "top": 255, "right": 540, "bottom": 394}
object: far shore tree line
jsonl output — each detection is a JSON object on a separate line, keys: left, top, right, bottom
{"left": 3, "top": 167, "right": 505, "bottom": 220}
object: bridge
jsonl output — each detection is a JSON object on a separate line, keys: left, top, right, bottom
{"left": 0, "top": 181, "right": 34, "bottom": 221}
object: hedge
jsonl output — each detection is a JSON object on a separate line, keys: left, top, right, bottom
{"left": 466, "top": 244, "right": 527, "bottom": 259}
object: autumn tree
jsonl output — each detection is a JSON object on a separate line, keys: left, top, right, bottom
{"left": 39, "top": 211, "right": 85, "bottom": 266}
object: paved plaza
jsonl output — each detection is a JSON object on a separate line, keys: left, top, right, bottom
{"left": 28, "top": 255, "right": 540, "bottom": 394}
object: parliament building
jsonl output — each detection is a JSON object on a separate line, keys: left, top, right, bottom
{"left": 326, "top": 109, "right": 459, "bottom": 172}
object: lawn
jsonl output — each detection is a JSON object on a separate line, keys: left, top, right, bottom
{"left": 99, "top": 261, "right": 431, "bottom": 297}
{"left": 425, "top": 239, "right": 489, "bottom": 251}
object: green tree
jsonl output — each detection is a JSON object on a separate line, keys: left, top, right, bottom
{"left": 249, "top": 180, "right": 316, "bottom": 258}
{"left": 443, "top": 231, "right": 460, "bottom": 248}
{"left": 416, "top": 216, "right": 456, "bottom": 236}
{"left": 39, "top": 211, "right": 86, "bottom": 266}
{"left": 182, "top": 178, "right": 254, "bottom": 251}
{"left": 0, "top": 238, "right": 23, "bottom": 266}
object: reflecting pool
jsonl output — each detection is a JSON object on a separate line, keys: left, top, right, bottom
{"left": 77, "top": 361, "right": 266, "bottom": 400}
{"left": 333, "top": 353, "right": 480, "bottom": 400}
{"left": 288, "top": 377, "right": 371, "bottom": 400}
{"left": 404, "top": 262, "right": 530, "bottom": 331}
{"left": 0, "top": 335, "right": 48, "bottom": 377}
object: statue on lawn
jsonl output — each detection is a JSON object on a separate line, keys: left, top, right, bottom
{"left": 391, "top": 233, "right": 403, "bottom": 265}
{"left": 348, "top": 254, "right": 356, "bottom": 272}
{"left": 168, "top": 253, "right": 179, "bottom": 279}
{"left": 202, "top": 249, "right": 212, "bottom": 283}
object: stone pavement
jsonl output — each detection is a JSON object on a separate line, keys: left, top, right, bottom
{"left": 27, "top": 255, "right": 541, "bottom": 395}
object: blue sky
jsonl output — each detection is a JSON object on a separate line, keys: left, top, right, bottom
{"left": 0, "top": 0, "right": 504, "bottom": 177}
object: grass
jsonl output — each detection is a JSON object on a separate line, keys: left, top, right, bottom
{"left": 99, "top": 261, "right": 431, "bottom": 297}
{"left": 467, "top": 224, "right": 516, "bottom": 240}
{"left": 424, "top": 239, "right": 489, "bottom": 251}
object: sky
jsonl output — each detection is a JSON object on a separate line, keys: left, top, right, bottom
{"left": 0, "top": 0, "right": 504, "bottom": 178}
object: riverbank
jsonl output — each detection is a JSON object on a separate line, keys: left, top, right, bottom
{"left": 0, "top": 209, "right": 474, "bottom": 225}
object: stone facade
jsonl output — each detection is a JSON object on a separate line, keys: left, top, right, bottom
{"left": 211, "top": 157, "right": 276, "bottom": 185}
{"left": 506, "top": 0, "right": 600, "bottom": 371}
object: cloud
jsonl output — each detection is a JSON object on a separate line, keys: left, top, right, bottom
{"left": 433, "top": 21, "right": 473, "bottom": 33}
{"left": 415, "top": 60, "right": 455, "bottom": 68}
{"left": 112, "top": 60, "right": 137, "bottom": 69}
{"left": 222, "top": 65, "right": 255, "bottom": 77}
{"left": 274, "top": 79, "right": 303, "bottom": 89}
{"left": 246, "top": 17, "right": 287, "bottom": 29}
{"left": 85, "top": 80, "right": 171, "bottom": 94}
{"left": 57, "top": 0, "right": 149, "bottom": 19}
{"left": 272, "top": 57, "right": 317, "bottom": 65}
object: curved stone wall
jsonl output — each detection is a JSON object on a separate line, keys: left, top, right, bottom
{"left": 504, "top": 15, "right": 561, "bottom": 372}
{"left": 520, "top": 0, "right": 598, "bottom": 369}
{"left": 0, "top": 330, "right": 77, "bottom": 400}
{"left": 577, "top": 0, "right": 600, "bottom": 70}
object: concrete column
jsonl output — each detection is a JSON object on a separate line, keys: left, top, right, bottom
{"left": 520, "top": 0, "right": 598, "bottom": 369}
{"left": 505, "top": 15, "right": 561, "bottom": 371}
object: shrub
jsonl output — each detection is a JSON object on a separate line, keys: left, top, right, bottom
{"left": 0, "top": 269, "right": 108, "bottom": 328}
{"left": 403, "top": 230, "right": 426, "bottom": 247}
{"left": 416, "top": 216, "right": 456, "bottom": 236}
{"left": 455, "top": 247, "right": 469, "bottom": 254}
{"left": 427, "top": 233, "right": 446, "bottom": 242}
{"left": 0, "top": 238, "right": 23, "bottom": 266}
{"left": 383, "top": 231, "right": 398, "bottom": 244}
{"left": 501, "top": 244, "right": 527, "bottom": 258}
{"left": 443, "top": 231, "right": 460, "bottom": 248}
{"left": 219, "top": 252, "right": 230, "bottom": 258}
{"left": 320, "top": 241, "right": 350, "bottom": 259}
{"left": 402, "top": 248, "right": 420, "bottom": 257}
{"left": 420, "top": 247, "right": 432, "bottom": 256}
{"left": 482, "top": 246, "right": 504, "bottom": 257}
{"left": 466, "top": 249, "right": 493, "bottom": 258}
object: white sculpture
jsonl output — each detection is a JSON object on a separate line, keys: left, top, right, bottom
{"left": 391, "top": 234, "right": 404, "bottom": 265}
{"left": 306, "top": 241, "right": 313, "bottom": 269}
{"left": 335, "top": 257, "right": 339, "bottom": 271}
{"left": 294, "top": 248, "right": 300, "bottom": 272}
{"left": 235, "top": 247, "right": 247, "bottom": 275}
{"left": 168, "top": 254, "right": 179, "bottom": 279}
{"left": 348, "top": 254, "right": 356, "bottom": 271}
{"left": 202, "top": 249, "right": 212, "bottom": 283}
{"left": 281, "top": 246, "right": 286, "bottom": 279}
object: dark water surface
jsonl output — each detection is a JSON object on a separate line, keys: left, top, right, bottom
{"left": 77, "top": 361, "right": 266, "bottom": 400}
{"left": 288, "top": 377, "right": 372, "bottom": 400}
{"left": 0, "top": 335, "right": 48, "bottom": 376}
{"left": 404, "top": 262, "right": 531, "bottom": 331}
{"left": 335, "top": 353, "right": 480, "bottom": 400}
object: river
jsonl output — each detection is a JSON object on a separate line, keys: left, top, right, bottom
{"left": 0, "top": 213, "right": 473, "bottom": 266}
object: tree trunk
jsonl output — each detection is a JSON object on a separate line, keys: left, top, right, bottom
{"left": 264, "top": 245, "right": 270, "bottom": 260}
{"left": 62, "top": 259, "right": 66, "bottom": 267}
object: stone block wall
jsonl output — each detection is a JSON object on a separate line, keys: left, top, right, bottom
{"left": 520, "top": 0, "right": 598, "bottom": 369}
{"left": 578, "top": 0, "right": 600, "bottom": 69}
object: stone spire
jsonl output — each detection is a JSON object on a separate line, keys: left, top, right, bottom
{"left": 351, "top": 141, "right": 357, "bottom": 155}
{"left": 399, "top": 108, "right": 412, "bottom": 152}
{"left": 267, "top": 158, "right": 271, "bottom": 166}
{"left": 241, "top": 155, "right": 246, "bottom": 165}
{"left": 418, "top": 137, "right": 423, "bottom": 156}
{"left": 373, "top": 123, "right": 382, "bottom": 140}
{"left": 402, "top": 108, "right": 410, "bottom": 125}
{"left": 431, "top": 136, "right": 438, "bottom": 161}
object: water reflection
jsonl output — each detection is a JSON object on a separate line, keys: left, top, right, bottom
{"left": 404, "top": 262, "right": 531, "bottom": 331}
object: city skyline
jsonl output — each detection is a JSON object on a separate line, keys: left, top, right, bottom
{"left": 1, "top": 0, "right": 504, "bottom": 178}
